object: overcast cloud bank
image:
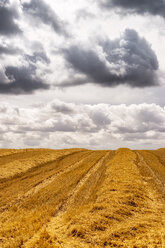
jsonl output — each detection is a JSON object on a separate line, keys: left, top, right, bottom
{"left": 0, "top": 100, "right": 164, "bottom": 149}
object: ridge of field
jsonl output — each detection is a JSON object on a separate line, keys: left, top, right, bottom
{"left": 0, "top": 148, "right": 165, "bottom": 248}
{"left": 0, "top": 148, "right": 84, "bottom": 180}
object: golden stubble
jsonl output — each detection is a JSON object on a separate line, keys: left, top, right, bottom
{"left": 0, "top": 148, "right": 165, "bottom": 248}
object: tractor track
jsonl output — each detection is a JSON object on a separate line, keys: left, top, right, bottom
{"left": 23, "top": 151, "right": 111, "bottom": 248}
{"left": 136, "top": 151, "right": 165, "bottom": 197}
{"left": 0, "top": 150, "right": 92, "bottom": 213}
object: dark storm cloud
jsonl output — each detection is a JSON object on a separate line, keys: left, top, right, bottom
{"left": 0, "top": 44, "right": 21, "bottom": 55}
{"left": 0, "top": 65, "right": 49, "bottom": 94}
{"left": 63, "top": 29, "right": 159, "bottom": 88}
{"left": 63, "top": 46, "right": 116, "bottom": 86}
{"left": 0, "top": 4, "right": 21, "bottom": 35}
{"left": 23, "top": 0, "right": 68, "bottom": 36}
{"left": 25, "top": 52, "right": 50, "bottom": 64}
{"left": 100, "top": 0, "right": 165, "bottom": 18}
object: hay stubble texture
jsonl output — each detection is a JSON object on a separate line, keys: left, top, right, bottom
{"left": 0, "top": 148, "right": 165, "bottom": 247}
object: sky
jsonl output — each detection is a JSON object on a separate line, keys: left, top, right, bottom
{"left": 0, "top": 0, "right": 165, "bottom": 149}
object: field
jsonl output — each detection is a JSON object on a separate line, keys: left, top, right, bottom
{"left": 0, "top": 148, "right": 165, "bottom": 248}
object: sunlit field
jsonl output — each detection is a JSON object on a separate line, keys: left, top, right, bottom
{"left": 0, "top": 148, "right": 165, "bottom": 247}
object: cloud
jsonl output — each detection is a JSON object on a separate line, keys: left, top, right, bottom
{"left": 25, "top": 51, "right": 50, "bottom": 64}
{"left": 23, "top": 0, "right": 68, "bottom": 36}
{"left": 100, "top": 0, "right": 165, "bottom": 18}
{"left": 62, "top": 29, "right": 159, "bottom": 88}
{"left": 0, "top": 100, "right": 164, "bottom": 149}
{"left": 110, "top": 104, "right": 165, "bottom": 135}
{"left": 48, "top": 100, "right": 75, "bottom": 114}
{"left": 0, "top": 3, "right": 21, "bottom": 35}
{"left": 76, "top": 9, "right": 95, "bottom": 21}
{"left": 0, "top": 44, "right": 21, "bottom": 55}
{"left": 0, "top": 65, "right": 49, "bottom": 94}
{"left": 0, "top": 39, "right": 50, "bottom": 94}
{"left": 90, "top": 110, "right": 111, "bottom": 127}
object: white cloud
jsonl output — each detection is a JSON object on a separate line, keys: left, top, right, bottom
{"left": 0, "top": 100, "right": 164, "bottom": 149}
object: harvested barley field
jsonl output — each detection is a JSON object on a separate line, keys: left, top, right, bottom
{"left": 0, "top": 148, "right": 165, "bottom": 248}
